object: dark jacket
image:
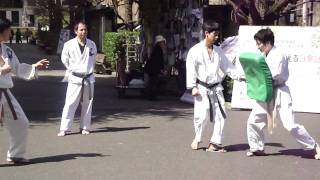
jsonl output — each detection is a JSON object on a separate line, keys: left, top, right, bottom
{"left": 145, "top": 44, "right": 164, "bottom": 76}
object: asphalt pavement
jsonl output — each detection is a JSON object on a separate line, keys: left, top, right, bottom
{"left": 0, "top": 44, "right": 319, "bottom": 180}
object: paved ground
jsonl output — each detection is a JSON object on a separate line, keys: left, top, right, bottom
{"left": 0, "top": 44, "right": 320, "bottom": 180}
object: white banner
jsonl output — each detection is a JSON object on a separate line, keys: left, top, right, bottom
{"left": 231, "top": 26, "right": 320, "bottom": 113}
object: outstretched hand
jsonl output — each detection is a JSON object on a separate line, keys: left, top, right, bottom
{"left": 239, "top": 76, "right": 246, "bottom": 82}
{"left": 0, "top": 63, "right": 12, "bottom": 75}
{"left": 33, "top": 59, "right": 49, "bottom": 70}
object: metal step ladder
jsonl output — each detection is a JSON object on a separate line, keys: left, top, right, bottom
{"left": 125, "top": 35, "right": 137, "bottom": 72}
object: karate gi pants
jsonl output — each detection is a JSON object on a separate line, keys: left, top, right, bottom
{"left": 193, "top": 87, "right": 226, "bottom": 145}
{"left": 60, "top": 82, "right": 94, "bottom": 131}
{"left": 247, "top": 88, "right": 316, "bottom": 151}
{"left": 2, "top": 90, "right": 29, "bottom": 159}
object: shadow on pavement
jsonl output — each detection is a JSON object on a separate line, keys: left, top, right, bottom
{"left": 91, "top": 126, "right": 150, "bottom": 133}
{"left": 224, "top": 142, "right": 284, "bottom": 152}
{"left": 62, "top": 126, "right": 150, "bottom": 136}
{"left": 269, "top": 148, "right": 315, "bottom": 159}
{"left": 224, "top": 143, "right": 249, "bottom": 152}
{"left": 265, "top": 142, "right": 284, "bottom": 148}
{"left": 91, "top": 107, "right": 192, "bottom": 123}
{"left": 0, "top": 153, "right": 108, "bottom": 167}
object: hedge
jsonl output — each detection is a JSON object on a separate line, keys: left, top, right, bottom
{"left": 103, "top": 31, "right": 139, "bottom": 71}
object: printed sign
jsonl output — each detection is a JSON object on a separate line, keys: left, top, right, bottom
{"left": 57, "top": 29, "right": 70, "bottom": 54}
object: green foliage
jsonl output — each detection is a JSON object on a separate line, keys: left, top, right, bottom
{"left": 222, "top": 76, "right": 234, "bottom": 102}
{"left": 37, "top": 16, "right": 49, "bottom": 26}
{"left": 103, "top": 30, "right": 139, "bottom": 71}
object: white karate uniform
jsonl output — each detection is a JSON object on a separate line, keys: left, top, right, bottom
{"left": 186, "top": 41, "right": 242, "bottom": 145}
{"left": 0, "top": 43, "right": 37, "bottom": 159}
{"left": 247, "top": 46, "right": 316, "bottom": 152}
{"left": 59, "top": 37, "right": 97, "bottom": 132}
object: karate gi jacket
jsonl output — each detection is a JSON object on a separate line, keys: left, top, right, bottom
{"left": 186, "top": 41, "right": 241, "bottom": 89}
{"left": 0, "top": 42, "right": 37, "bottom": 88}
{"left": 61, "top": 37, "right": 97, "bottom": 84}
{"left": 264, "top": 46, "right": 291, "bottom": 107}
{"left": 186, "top": 41, "right": 242, "bottom": 111}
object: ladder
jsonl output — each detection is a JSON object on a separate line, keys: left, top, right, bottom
{"left": 125, "top": 35, "right": 137, "bottom": 72}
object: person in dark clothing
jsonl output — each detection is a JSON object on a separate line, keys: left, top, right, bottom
{"left": 9, "top": 29, "right": 14, "bottom": 44}
{"left": 176, "top": 38, "right": 188, "bottom": 94}
{"left": 144, "top": 35, "right": 166, "bottom": 100}
{"left": 15, "top": 29, "right": 22, "bottom": 43}
{"left": 25, "top": 29, "right": 31, "bottom": 44}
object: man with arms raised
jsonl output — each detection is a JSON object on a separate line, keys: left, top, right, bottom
{"left": 0, "top": 18, "right": 49, "bottom": 164}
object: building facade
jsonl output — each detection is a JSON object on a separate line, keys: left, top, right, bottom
{"left": 0, "top": 0, "right": 37, "bottom": 27}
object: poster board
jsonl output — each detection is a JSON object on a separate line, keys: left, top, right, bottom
{"left": 57, "top": 29, "right": 70, "bottom": 54}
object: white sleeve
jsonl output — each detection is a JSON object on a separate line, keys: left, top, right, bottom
{"left": 61, "top": 43, "right": 70, "bottom": 69}
{"left": 186, "top": 49, "right": 197, "bottom": 89}
{"left": 11, "top": 50, "right": 37, "bottom": 80}
{"left": 271, "top": 54, "right": 288, "bottom": 85}
{"left": 16, "top": 63, "right": 37, "bottom": 80}
{"left": 219, "top": 49, "right": 242, "bottom": 80}
{"left": 93, "top": 42, "right": 97, "bottom": 55}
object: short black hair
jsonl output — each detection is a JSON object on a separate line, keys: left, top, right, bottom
{"left": 254, "top": 28, "right": 274, "bottom": 46}
{"left": 202, "top": 20, "right": 220, "bottom": 33}
{"left": 0, "top": 18, "right": 11, "bottom": 33}
{"left": 74, "top": 21, "right": 87, "bottom": 31}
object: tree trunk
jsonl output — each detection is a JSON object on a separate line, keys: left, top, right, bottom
{"left": 225, "top": 0, "right": 297, "bottom": 25}
{"left": 302, "top": 0, "right": 308, "bottom": 26}
{"left": 48, "top": 0, "right": 63, "bottom": 33}
{"left": 69, "top": 5, "right": 76, "bottom": 30}
{"left": 124, "top": 0, "right": 133, "bottom": 30}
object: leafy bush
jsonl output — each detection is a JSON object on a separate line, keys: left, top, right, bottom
{"left": 103, "top": 31, "right": 139, "bottom": 71}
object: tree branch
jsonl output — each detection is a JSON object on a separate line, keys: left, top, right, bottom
{"left": 224, "top": 0, "right": 250, "bottom": 24}
{"left": 111, "top": 0, "right": 130, "bottom": 28}
{"left": 264, "top": 0, "right": 298, "bottom": 23}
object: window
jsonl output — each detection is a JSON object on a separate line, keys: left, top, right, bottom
{"left": 11, "top": 11, "right": 19, "bottom": 26}
{"left": 0, "top": 11, "right": 6, "bottom": 19}
{"left": 29, "top": 15, "right": 35, "bottom": 26}
{"left": 13, "top": 0, "right": 23, "bottom": 7}
{"left": 0, "top": 0, "right": 10, "bottom": 8}
{"left": 0, "top": 0, "right": 22, "bottom": 8}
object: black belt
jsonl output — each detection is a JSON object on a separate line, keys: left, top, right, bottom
{"left": 196, "top": 79, "right": 226, "bottom": 121}
{"left": 0, "top": 89, "right": 17, "bottom": 120}
{"left": 72, "top": 72, "right": 93, "bottom": 102}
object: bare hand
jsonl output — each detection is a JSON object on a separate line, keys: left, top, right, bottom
{"left": 191, "top": 87, "right": 200, "bottom": 96}
{"left": 0, "top": 63, "right": 12, "bottom": 75}
{"left": 239, "top": 75, "right": 246, "bottom": 82}
{"left": 33, "top": 59, "right": 49, "bottom": 70}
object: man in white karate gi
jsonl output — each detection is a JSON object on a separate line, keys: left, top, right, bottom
{"left": 0, "top": 18, "right": 49, "bottom": 164}
{"left": 246, "top": 28, "right": 320, "bottom": 159}
{"left": 58, "top": 21, "right": 97, "bottom": 136}
{"left": 186, "top": 20, "right": 244, "bottom": 152}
